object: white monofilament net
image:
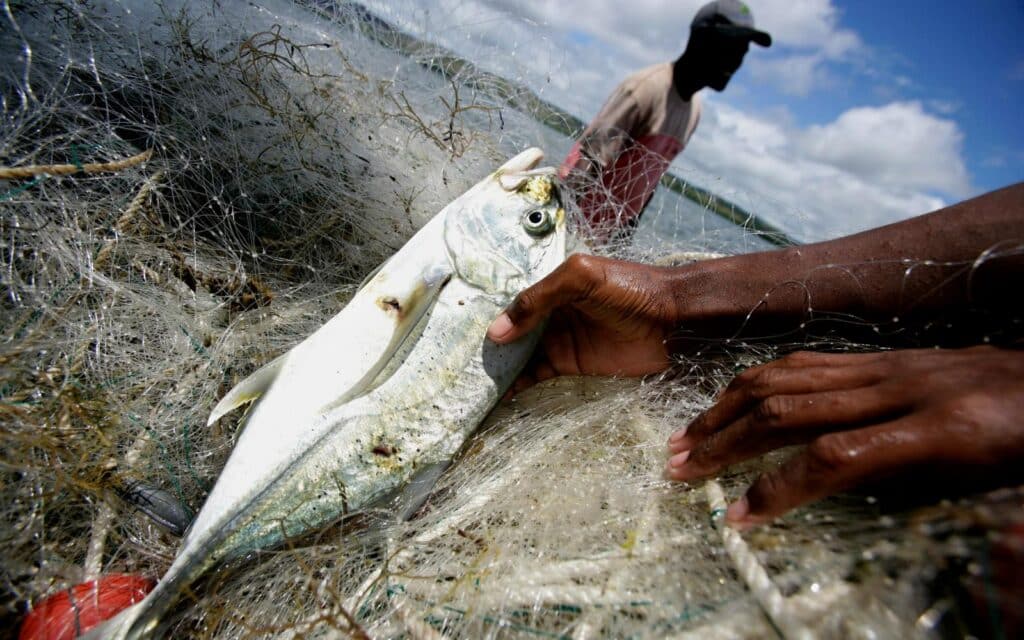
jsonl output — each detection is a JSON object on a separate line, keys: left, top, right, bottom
{"left": 1, "top": 1, "right": 1017, "bottom": 638}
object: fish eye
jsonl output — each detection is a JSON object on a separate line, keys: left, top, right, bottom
{"left": 522, "top": 209, "right": 554, "bottom": 236}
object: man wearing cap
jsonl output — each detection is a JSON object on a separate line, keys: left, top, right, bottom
{"left": 560, "top": 0, "right": 771, "bottom": 239}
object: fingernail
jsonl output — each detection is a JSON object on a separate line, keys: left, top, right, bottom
{"left": 668, "top": 450, "right": 690, "bottom": 468}
{"left": 668, "top": 426, "right": 688, "bottom": 443}
{"left": 725, "top": 496, "right": 749, "bottom": 523}
{"left": 487, "top": 313, "right": 513, "bottom": 341}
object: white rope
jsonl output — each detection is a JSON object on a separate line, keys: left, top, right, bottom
{"left": 704, "top": 480, "right": 814, "bottom": 640}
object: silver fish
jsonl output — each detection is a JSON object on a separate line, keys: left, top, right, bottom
{"left": 90, "top": 148, "right": 567, "bottom": 638}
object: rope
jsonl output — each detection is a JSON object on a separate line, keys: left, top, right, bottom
{"left": 0, "top": 148, "right": 153, "bottom": 179}
{"left": 704, "top": 480, "right": 814, "bottom": 640}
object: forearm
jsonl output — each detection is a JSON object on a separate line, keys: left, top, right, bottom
{"left": 668, "top": 183, "right": 1024, "bottom": 340}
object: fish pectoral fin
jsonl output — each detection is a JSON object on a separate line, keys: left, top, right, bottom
{"left": 373, "top": 264, "right": 450, "bottom": 322}
{"left": 318, "top": 264, "right": 452, "bottom": 413}
{"left": 397, "top": 460, "right": 452, "bottom": 521}
{"left": 207, "top": 353, "right": 286, "bottom": 426}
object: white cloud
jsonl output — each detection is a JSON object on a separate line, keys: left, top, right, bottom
{"left": 494, "top": 0, "right": 863, "bottom": 61}
{"left": 741, "top": 0, "right": 862, "bottom": 96}
{"left": 751, "top": 0, "right": 861, "bottom": 57}
{"left": 927, "top": 99, "right": 961, "bottom": 115}
{"left": 982, "top": 148, "right": 1024, "bottom": 169}
{"left": 798, "top": 101, "right": 970, "bottom": 197}
{"left": 746, "top": 53, "right": 830, "bottom": 96}
{"left": 676, "top": 99, "right": 963, "bottom": 241}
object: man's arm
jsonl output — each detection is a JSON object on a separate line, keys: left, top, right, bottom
{"left": 669, "top": 183, "right": 1024, "bottom": 341}
{"left": 491, "top": 183, "right": 1023, "bottom": 353}
{"left": 667, "top": 345, "right": 1024, "bottom": 528}
{"left": 487, "top": 182, "right": 1024, "bottom": 527}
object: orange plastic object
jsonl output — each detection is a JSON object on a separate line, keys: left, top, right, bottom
{"left": 20, "top": 574, "right": 154, "bottom": 640}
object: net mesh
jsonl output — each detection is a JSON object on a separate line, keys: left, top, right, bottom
{"left": 1, "top": 1, "right": 1017, "bottom": 638}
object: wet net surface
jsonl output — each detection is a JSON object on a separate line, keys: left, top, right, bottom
{"left": 1, "top": 1, "right": 1019, "bottom": 638}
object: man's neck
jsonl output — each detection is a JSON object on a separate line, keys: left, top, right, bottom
{"left": 672, "top": 54, "right": 703, "bottom": 101}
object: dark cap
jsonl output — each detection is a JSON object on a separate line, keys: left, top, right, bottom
{"left": 692, "top": 0, "right": 772, "bottom": 47}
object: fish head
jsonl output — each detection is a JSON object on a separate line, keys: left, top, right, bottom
{"left": 443, "top": 148, "right": 567, "bottom": 297}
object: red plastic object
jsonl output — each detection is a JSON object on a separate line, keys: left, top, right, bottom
{"left": 20, "top": 574, "right": 154, "bottom": 640}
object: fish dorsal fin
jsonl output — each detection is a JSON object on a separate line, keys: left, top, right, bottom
{"left": 206, "top": 353, "right": 286, "bottom": 426}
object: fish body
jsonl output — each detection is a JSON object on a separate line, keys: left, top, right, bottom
{"left": 90, "top": 148, "right": 567, "bottom": 638}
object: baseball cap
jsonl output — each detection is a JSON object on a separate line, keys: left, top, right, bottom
{"left": 692, "top": 0, "right": 772, "bottom": 47}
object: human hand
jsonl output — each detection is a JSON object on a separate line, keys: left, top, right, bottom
{"left": 665, "top": 346, "right": 1024, "bottom": 529}
{"left": 487, "top": 254, "right": 681, "bottom": 393}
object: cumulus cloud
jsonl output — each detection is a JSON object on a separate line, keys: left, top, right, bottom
{"left": 927, "top": 99, "right": 961, "bottom": 115}
{"left": 746, "top": 53, "right": 831, "bottom": 96}
{"left": 676, "top": 99, "right": 962, "bottom": 241}
{"left": 751, "top": 0, "right": 861, "bottom": 56}
{"left": 495, "top": 0, "right": 862, "bottom": 61}
{"left": 742, "top": 0, "right": 863, "bottom": 96}
{"left": 798, "top": 101, "right": 970, "bottom": 197}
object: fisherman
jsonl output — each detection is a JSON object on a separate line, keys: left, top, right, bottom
{"left": 486, "top": 182, "right": 1024, "bottom": 530}
{"left": 560, "top": 0, "right": 771, "bottom": 239}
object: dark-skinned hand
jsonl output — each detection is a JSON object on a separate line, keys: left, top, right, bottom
{"left": 487, "top": 254, "right": 680, "bottom": 394}
{"left": 666, "top": 346, "right": 1024, "bottom": 529}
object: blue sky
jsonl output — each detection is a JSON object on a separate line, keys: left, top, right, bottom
{"left": 365, "top": 0, "right": 1023, "bottom": 241}
{"left": 851, "top": 1, "right": 1024, "bottom": 194}
{"left": 742, "top": 1, "right": 1024, "bottom": 195}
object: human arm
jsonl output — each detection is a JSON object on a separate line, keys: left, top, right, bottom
{"left": 489, "top": 182, "right": 1024, "bottom": 357}
{"left": 663, "top": 181, "right": 1024, "bottom": 524}
{"left": 488, "top": 183, "right": 1024, "bottom": 522}
{"left": 664, "top": 182, "right": 1024, "bottom": 342}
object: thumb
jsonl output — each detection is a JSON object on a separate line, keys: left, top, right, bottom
{"left": 486, "top": 286, "right": 549, "bottom": 344}
{"left": 487, "top": 254, "right": 594, "bottom": 343}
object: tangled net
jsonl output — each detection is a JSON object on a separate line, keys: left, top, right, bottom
{"left": 1, "top": 1, "right": 1017, "bottom": 638}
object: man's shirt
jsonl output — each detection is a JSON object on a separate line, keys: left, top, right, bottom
{"left": 560, "top": 62, "right": 701, "bottom": 234}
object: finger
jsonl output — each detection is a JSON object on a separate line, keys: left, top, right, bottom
{"left": 487, "top": 254, "right": 597, "bottom": 344}
{"left": 680, "top": 360, "right": 890, "bottom": 444}
{"left": 537, "top": 310, "right": 586, "bottom": 377}
{"left": 725, "top": 414, "right": 939, "bottom": 529}
{"left": 533, "top": 360, "right": 558, "bottom": 383}
{"left": 768, "top": 350, "right": 892, "bottom": 369}
{"left": 667, "top": 384, "right": 909, "bottom": 478}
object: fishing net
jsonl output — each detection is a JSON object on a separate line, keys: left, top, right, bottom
{"left": 1, "top": 1, "right": 1017, "bottom": 638}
